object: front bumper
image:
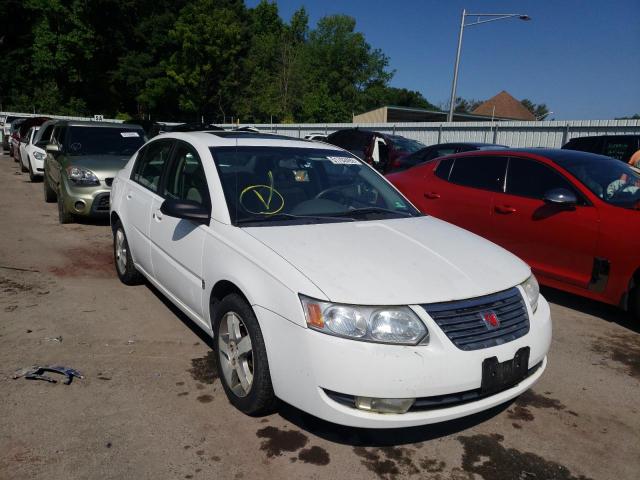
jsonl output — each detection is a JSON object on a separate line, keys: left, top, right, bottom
{"left": 256, "top": 293, "right": 552, "bottom": 428}
{"left": 61, "top": 177, "right": 111, "bottom": 217}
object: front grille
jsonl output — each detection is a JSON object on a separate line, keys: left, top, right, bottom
{"left": 105, "top": 178, "right": 113, "bottom": 187}
{"left": 93, "top": 193, "right": 110, "bottom": 212}
{"left": 421, "top": 287, "right": 529, "bottom": 351}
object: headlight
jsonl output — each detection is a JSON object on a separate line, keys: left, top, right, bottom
{"left": 66, "top": 166, "right": 100, "bottom": 186}
{"left": 33, "top": 151, "right": 45, "bottom": 161}
{"left": 300, "top": 295, "right": 428, "bottom": 345}
{"left": 520, "top": 274, "right": 539, "bottom": 313}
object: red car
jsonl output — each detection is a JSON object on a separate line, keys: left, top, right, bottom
{"left": 387, "top": 148, "right": 640, "bottom": 319}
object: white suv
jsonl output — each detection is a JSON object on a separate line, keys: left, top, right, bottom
{"left": 110, "top": 131, "right": 551, "bottom": 428}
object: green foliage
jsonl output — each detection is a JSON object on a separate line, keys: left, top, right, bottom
{"left": 454, "top": 97, "right": 482, "bottom": 113}
{"left": 521, "top": 99, "right": 550, "bottom": 120}
{"left": 0, "top": 0, "right": 436, "bottom": 123}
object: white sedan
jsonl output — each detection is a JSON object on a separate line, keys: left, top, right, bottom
{"left": 19, "top": 126, "right": 46, "bottom": 181}
{"left": 110, "top": 131, "right": 551, "bottom": 428}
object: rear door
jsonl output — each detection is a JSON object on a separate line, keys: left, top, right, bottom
{"left": 422, "top": 155, "right": 507, "bottom": 241}
{"left": 125, "top": 139, "right": 175, "bottom": 275}
{"left": 149, "top": 141, "right": 210, "bottom": 321}
{"left": 491, "top": 156, "right": 599, "bottom": 288}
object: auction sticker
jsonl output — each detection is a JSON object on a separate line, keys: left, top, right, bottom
{"left": 327, "top": 156, "right": 360, "bottom": 165}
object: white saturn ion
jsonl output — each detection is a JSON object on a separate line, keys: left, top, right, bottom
{"left": 110, "top": 131, "right": 551, "bottom": 428}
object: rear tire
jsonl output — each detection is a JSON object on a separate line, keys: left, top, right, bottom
{"left": 113, "top": 221, "right": 144, "bottom": 285}
{"left": 43, "top": 174, "right": 56, "bottom": 202}
{"left": 57, "top": 193, "right": 74, "bottom": 224}
{"left": 214, "top": 294, "right": 277, "bottom": 416}
{"left": 20, "top": 158, "right": 28, "bottom": 173}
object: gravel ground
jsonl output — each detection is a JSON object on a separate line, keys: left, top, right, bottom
{"left": 0, "top": 151, "right": 638, "bottom": 480}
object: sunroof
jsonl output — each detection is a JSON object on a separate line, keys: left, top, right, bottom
{"left": 207, "top": 131, "right": 298, "bottom": 141}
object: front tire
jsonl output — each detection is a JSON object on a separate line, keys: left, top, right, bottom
{"left": 113, "top": 221, "right": 143, "bottom": 285}
{"left": 214, "top": 294, "right": 277, "bottom": 416}
{"left": 57, "top": 193, "right": 74, "bottom": 224}
{"left": 28, "top": 159, "right": 38, "bottom": 182}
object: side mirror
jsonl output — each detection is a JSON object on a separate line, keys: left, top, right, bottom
{"left": 46, "top": 143, "right": 60, "bottom": 154}
{"left": 160, "top": 199, "right": 210, "bottom": 224}
{"left": 543, "top": 188, "right": 577, "bottom": 207}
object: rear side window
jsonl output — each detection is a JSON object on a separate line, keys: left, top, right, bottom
{"left": 448, "top": 156, "right": 507, "bottom": 191}
{"left": 434, "top": 158, "right": 454, "bottom": 179}
{"left": 506, "top": 157, "right": 582, "bottom": 202}
{"left": 132, "top": 140, "right": 173, "bottom": 193}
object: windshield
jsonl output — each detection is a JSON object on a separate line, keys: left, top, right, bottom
{"left": 389, "top": 135, "right": 425, "bottom": 154}
{"left": 558, "top": 153, "right": 640, "bottom": 209}
{"left": 211, "top": 147, "right": 420, "bottom": 225}
{"left": 65, "top": 127, "right": 145, "bottom": 156}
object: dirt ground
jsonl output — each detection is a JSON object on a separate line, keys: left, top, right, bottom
{"left": 0, "top": 151, "right": 639, "bottom": 480}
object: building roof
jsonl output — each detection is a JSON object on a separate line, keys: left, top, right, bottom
{"left": 471, "top": 91, "right": 536, "bottom": 121}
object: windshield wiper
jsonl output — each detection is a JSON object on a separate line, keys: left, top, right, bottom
{"left": 327, "top": 207, "right": 417, "bottom": 218}
{"left": 236, "top": 213, "right": 355, "bottom": 225}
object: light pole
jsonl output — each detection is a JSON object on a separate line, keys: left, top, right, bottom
{"left": 447, "top": 10, "right": 531, "bottom": 122}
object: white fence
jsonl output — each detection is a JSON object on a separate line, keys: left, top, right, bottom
{"left": 221, "top": 119, "right": 640, "bottom": 148}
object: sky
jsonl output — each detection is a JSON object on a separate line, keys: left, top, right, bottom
{"left": 246, "top": 0, "right": 640, "bottom": 120}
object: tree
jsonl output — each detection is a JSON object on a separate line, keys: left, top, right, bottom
{"left": 454, "top": 97, "right": 482, "bottom": 113}
{"left": 300, "top": 15, "right": 392, "bottom": 122}
{"left": 521, "top": 99, "right": 550, "bottom": 120}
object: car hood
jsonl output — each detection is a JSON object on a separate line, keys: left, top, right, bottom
{"left": 244, "top": 216, "right": 530, "bottom": 305}
{"left": 67, "top": 155, "right": 131, "bottom": 179}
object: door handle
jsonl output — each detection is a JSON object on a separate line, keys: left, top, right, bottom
{"left": 424, "top": 192, "right": 441, "bottom": 199}
{"left": 495, "top": 205, "right": 517, "bottom": 214}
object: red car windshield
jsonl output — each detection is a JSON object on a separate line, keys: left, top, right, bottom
{"left": 557, "top": 152, "right": 640, "bottom": 209}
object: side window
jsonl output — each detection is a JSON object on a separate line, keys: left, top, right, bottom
{"left": 164, "top": 143, "right": 210, "bottom": 207}
{"left": 434, "top": 157, "right": 454, "bottom": 180}
{"left": 506, "top": 157, "right": 582, "bottom": 202}
{"left": 132, "top": 140, "right": 173, "bottom": 193}
{"left": 39, "top": 125, "right": 54, "bottom": 145}
{"left": 53, "top": 126, "right": 67, "bottom": 145}
{"left": 449, "top": 156, "right": 507, "bottom": 191}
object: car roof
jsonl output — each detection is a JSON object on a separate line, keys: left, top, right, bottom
{"left": 443, "top": 147, "right": 616, "bottom": 165}
{"left": 566, "top": 134, "right": 639, "bottom": 141}
{"left": 155, "top": 131, "right": 347, "bottom": 151}
{"left": 53, "top": 120, "right": 143, "bottom": 129}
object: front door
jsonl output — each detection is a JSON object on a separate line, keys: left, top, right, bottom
{"left": 125, "top": 139, "right": 174, "bottom": 275}
{"left": 491, "top": 156, "right": 599, "bottom": 288}
{"left": 150, "top": 142, "right": 211, "bottom": 322}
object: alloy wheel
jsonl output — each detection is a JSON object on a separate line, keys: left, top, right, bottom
{"left": 218, "top": 311, "right": 254, "bottom": 398}
{"left": 115, "top": 229, "right": 127, "bottom": 274}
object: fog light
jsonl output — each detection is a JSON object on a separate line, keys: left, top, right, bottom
{"left": 74, "top": 201, "right": 85, "bottom": 211}
{"left": 355, "top": 396, "right": 415, "bottom": 414}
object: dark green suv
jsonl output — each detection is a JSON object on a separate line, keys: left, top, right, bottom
{"left": 43, "top": 121, "right": 146, "bottom": 223}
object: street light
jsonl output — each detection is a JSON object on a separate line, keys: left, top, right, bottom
{"left": 446, "top": 9, "right": 531, "bottom": 122}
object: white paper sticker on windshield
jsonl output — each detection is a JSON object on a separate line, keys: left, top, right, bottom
{"left": 120, "top": 132, "right": 140, "bottom": 138}
{"left": 327, "top": 156, "right": 360, "bottom": 165}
